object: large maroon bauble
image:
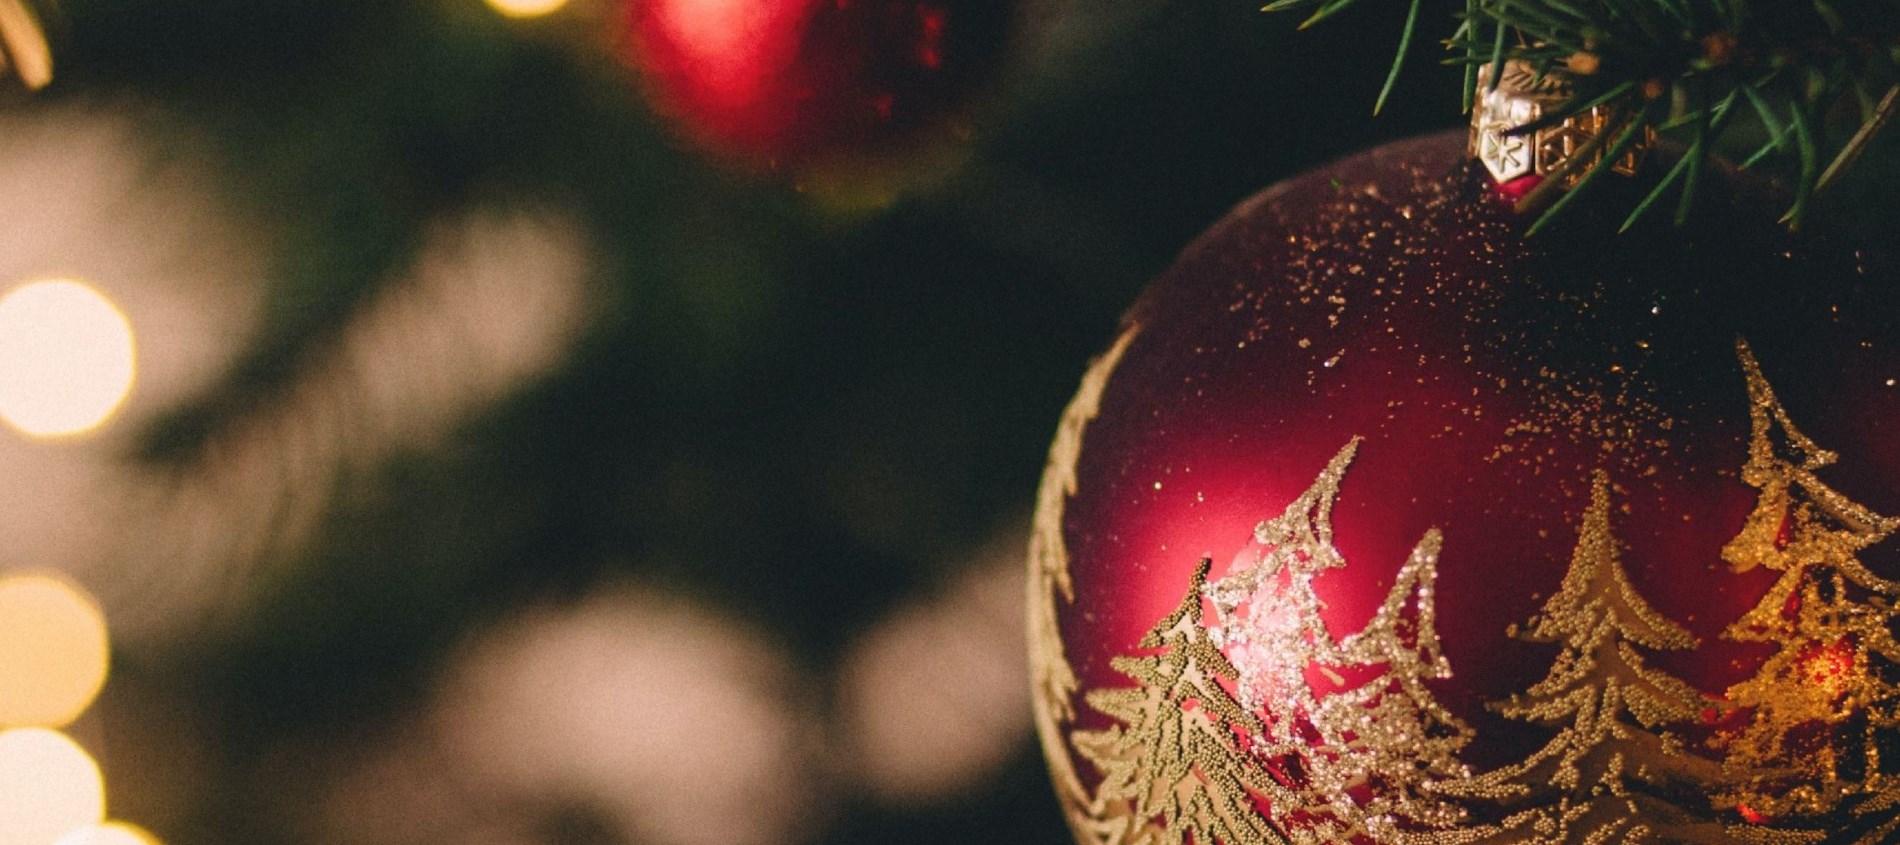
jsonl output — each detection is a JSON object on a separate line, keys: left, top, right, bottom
{"left": 619, "top": 0, "right": 1006, "bottom": 171}
{"left": 1029, "top": 131, "right": 1900, "bottom": 845}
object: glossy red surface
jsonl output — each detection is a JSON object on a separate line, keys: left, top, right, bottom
{"left": 1049, "top": 131, "right": 1900, "bottom": 775}
{"left": 621, "top": 0, "right": 1000, "bottom": 167}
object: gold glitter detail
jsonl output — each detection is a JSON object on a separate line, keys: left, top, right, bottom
{"left": 1203, "top": 439, "right": 1362, "bottom": 742}
{"left": 1072, "top": 558, "right": 1296, "bottom": 845}
{"left": 1430, "top": 471, "right": 1772, "bottom": 844}
{"left": 1032, "top": 325, "right": 1140, "bottom": 818}
{"left": 1716, "top": 339, "right": 1900, "bottom": 835}
{"left": 1305, "top": 530, "right": 1476, "bottom": 841}
{"left": 1204, "top": 440, "right": 1474, "bottom": 841}
{"left": 1047, "top": 336, "right": 1900, "bottom": 844}
{"left": 1489, "top": 365, "right": 1680, "bottom": 471}
{"left": 1077, "top": 441, "right": 1474, "bottom": 843}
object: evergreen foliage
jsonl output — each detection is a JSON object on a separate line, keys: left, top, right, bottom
{"left": 1266, "top": 0, "right": 1900, "bottom": 229}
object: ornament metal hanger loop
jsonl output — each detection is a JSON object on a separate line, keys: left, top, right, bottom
{"left": 1468, "top": 59, "right": 1653, "bottom": 188}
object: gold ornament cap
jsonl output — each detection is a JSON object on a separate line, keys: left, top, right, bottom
{"left": 1468, "top": 59, "right": 1648, "bottom": 187}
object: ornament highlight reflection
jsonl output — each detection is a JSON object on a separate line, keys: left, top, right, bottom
{"left": 0, "top": 280, "right": 135, "bottom": 438}
{"left": 0, "top": 574, "right": 108, "bottom": 729}
{"left": 0, "top": 728, "right": 105, "bottom": 845}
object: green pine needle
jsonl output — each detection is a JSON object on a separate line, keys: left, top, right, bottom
{"left": 1817, "top": 84, "right": 1900, "bottom": 193}
{"left": 1263, "top": 0, "right": 1900, "bottom": 231}
{"left": 1300, "top": 0, "right": 1365, "bottom": 29}
{"left": 1784, "top": 102, "right": 1822, "bottom": 228}
{"left": 1485, "top": 21, "right": 1507, "bottom": 89}
{"left": 1619, "top": 144, "right": 1696, "bottom": 231}
{"left": 1674, "top": 88, "right": 1736, "bottom": 224}
{"left": 1376, "top": 0, "right": 1424, "bottom": 114}
{"left": 1460, "top": 0, "right": 1482, "bottom": 111}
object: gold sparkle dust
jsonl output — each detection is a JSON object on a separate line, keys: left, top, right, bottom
{"left": 1486, "top": 367, "right": 1678, "bottom": 475}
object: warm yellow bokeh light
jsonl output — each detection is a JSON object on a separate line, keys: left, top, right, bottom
{"left": 0, "top": 728, "right": 105, "bottom": 845}
{"left": 0, "top": 280, "right": 136, "bottom": 438}
{"left": 485, "top": 0, "right": 569, "bottom": 18}
{"left": 53, "top": 822, "right": 161, "bottom": 845}
{"left": 0, "top": 574, "right": 109, "bottom": 729}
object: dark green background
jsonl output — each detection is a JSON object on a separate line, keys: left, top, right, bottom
{"left": 32, "top": 1, "right": 1494, "bottom": 842}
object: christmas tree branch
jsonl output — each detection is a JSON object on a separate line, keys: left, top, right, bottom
{"left": 1270, "top": 0, "right": 1900, "bottom": 228}
{"left": 1377, "top": 0, "right": 1425, "bottom": 114}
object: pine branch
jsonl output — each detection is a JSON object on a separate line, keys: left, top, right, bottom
{"left": 1269, "top": 0, "right": 1900, "bottom": 229}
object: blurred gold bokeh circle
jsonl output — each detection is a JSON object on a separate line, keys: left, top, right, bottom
{"left": 0, "top": 574, "right": 110, "bottom": 729}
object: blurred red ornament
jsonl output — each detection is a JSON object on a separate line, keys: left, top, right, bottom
{"left": 620, "top": 0, "right": 1006, "bottom": 171}
{"left": 1029, "top": 132, "right": 1900, "bottom": 844}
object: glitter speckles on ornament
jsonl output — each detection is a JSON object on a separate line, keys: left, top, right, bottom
{"left": 1029, "top": 132, "right": 1900, "bottom": 845}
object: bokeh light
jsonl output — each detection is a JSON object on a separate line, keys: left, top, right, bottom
{"left": 483, "top": 0, "right": 569, "bottom": 18}
{"left": 645, "top": 0, "right": 802, "bottom": 111}
{"left": 52, "top": 823, "right": 160, "bottom": 845}
{"left": 836, "top": 533, "right": 1029, "bottom": 804}
{"left": 344, "top": 587, "right": 823, "bottom": 845}
{"left": 0, "top": 574, "right": 109, "bottom": 729}
{"left": 0, "top": 280, "right": 135, "bottom": 438}
{"left": 0, "top": 0, "right": 51, "bottom": 90}
{"left": 0, "top": 728, "right": 105, "bottom": 845}
{"left": 0, "top": 108, "right": 267, "bottom": 647}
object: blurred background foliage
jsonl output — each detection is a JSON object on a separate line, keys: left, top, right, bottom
{"left": 6, "top": 1, "right": 1487, "bottom": 843}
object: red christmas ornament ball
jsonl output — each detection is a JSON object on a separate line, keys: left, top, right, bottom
{"left": 1029, "top": 131, "right": 1900, "bottom": 844}
{"left": 620, "top": 0, "right": 1007, "bottom": 169}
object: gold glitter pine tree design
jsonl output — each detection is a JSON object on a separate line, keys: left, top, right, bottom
{"left": 1071, "top": 557, "right": 1296, "bottom": 845}
{"left": 1717, "top": 340, "right": 1900, "bottom": 842}
{"left": 1033, "top": 326, "right": 1140, "bottom": 828}
{"left": 1201, "top": 439, "right": 1363, "bottom": 758}
{"left": 1430, "top": 471, "right": 1740, "bottom": 845}
{"left": 1199, "top": 438, "right": 1473, "bottom": 842}
{"left": 1302, "top": 529, "right": 1475, "bottom": 842}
